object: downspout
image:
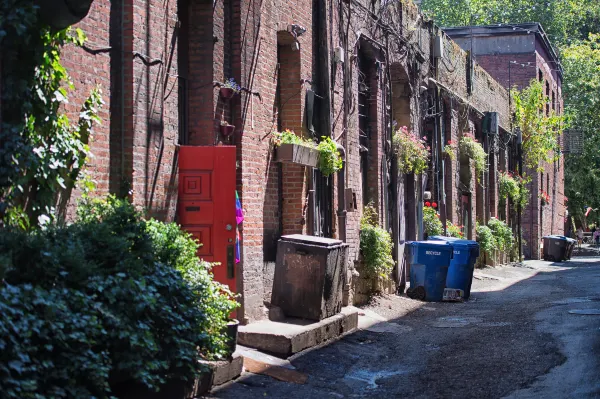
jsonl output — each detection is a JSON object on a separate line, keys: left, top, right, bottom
{"left": 120, "top": 0, "right": 126, "bottom": 198}
{"left": 327, "top": 0, "right": 345, "bottom": 241}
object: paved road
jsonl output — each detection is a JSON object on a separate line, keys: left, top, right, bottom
{"left": 210, "top": 257, "right": 600, "bottom": 398}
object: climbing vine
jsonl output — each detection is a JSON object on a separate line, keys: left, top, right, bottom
{"left": 0, "top": 1, "right": 103, "bottom": 229}
{"left": 511, "top": 80, "right": 565, "bottom": 172}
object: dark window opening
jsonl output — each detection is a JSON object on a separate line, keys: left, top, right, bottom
{"left": 358, "top": 51, "right": 372, "bottom": 207}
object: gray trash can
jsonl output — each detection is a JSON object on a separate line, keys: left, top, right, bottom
{"left": 272, "top": 235, "right": 349, "bottom": 321}
{"left": 543, "top": 235, "right": 568, "bottom": 261}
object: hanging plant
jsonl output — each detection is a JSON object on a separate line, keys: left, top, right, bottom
{"left": 443, "top": 139, "right": 457, "bottom": 161}
{"left": 539, "top": 190, "right": 550, "bottom": 206}
{"left": 459, "top": 132, "right": 487, "bottom": 180}
{"left": 359, "top": 204, "right": 394, "bottom": 279}
{"left": 220, "top": 78, "right": 241, "bottom": 99}
{"left": 316, "top": 136, "right": 343, "bottom": 177}
{"left": 392, "top": 126, "right": 430, "bottom": 175}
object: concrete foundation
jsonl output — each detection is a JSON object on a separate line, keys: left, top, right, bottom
{"left": 238, "top": 307, "right": 359, "bottom": 357}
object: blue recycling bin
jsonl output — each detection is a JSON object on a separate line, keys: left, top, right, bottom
{"left": 406, "top": 241, "right": 453, "bottom": 302}
{"left": 428, "top": 236, "right": 480, "bottom": 300}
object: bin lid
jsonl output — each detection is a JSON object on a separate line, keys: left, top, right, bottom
{"left": 408, "top": 240, "right": 453, "bottom": 251}
{"left": 544, "top": 235, "right": 566, "bottom": 240}
{"left": 279, "top": 234, "right": 343, "bottom": 248}
{"left": 428, "top": 236, "right": 479, "bottom": 249}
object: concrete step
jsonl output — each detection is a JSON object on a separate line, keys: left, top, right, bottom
{"left": 237, "top": 307, "right": 359, "bottom": 358}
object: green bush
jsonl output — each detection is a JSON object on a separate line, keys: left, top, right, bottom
{"left": 423, "top": 205, "right": 443, "bottom": 238}
{"left": 487, "top": 218, "right": 514, "bottom": 251}
{"left": 0, "top": 196, "right": 238, "bottom": 398}
{"left": 476, "top": 223, "right": 496, "bottom": 254}
{"left": 359, "top": 205, "right": 394, "bottom": 279}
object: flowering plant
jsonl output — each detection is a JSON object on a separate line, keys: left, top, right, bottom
{"left": 459, "top": 132, "right": 487, "bottom": 180}
{"left": 392, "top": 126, "right": 429, "bottom": 175}
{"left": 222, "top": 78, "right": 241, "bottom": 93}
{"left": 447, "top": 221, "right": 464, "bottom": 239}
{"left": 423, "top": 204, "right": 443, "bottom": 237}
{"left": 272, "top": 129, "right": 315, "bottom": 147}
{"left": 499, "top": 171, "right": 530, "bottom": 209}
{"left": 444, "top": 139, "right": 457, "bottom": 161}
{"left": 539, "top": 190, "right": 550, "bottom": 205}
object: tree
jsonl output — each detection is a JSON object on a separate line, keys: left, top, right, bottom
{"left": 561, "top": 34, "right": 600, "bottom": 225}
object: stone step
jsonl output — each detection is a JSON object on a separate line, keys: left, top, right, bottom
{"left": 237, "top": 307, "right": 359, "bottom": 358}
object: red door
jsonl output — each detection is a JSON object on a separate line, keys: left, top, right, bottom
{"left": 178, "top": 146, "right": 237, "bottom": 293}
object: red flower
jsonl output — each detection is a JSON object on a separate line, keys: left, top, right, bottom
{"left": 425, "top": 201, "right": 431, "bottom": 207}
{"left": 432, "top": 202, "right": 438, "bottom": 208}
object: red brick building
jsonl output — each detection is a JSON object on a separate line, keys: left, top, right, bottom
{"left": 444, "top": 23, "right": 565, "bottom": 259}
{"left": 2, "top": 0, "right": 514, "bottom": 322}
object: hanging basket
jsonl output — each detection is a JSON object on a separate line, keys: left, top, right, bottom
{"left": 37, "top": 0, "right": 95, "bottom": 29}
{"left": 219, "top": 124, "right": 235, "bottom": 137}
{"left": 220, "top": 87, "right": 235, "bottom": 100}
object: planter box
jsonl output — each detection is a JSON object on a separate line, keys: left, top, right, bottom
{"left": 275, "top": 143, "right": 319, "bottom": 168}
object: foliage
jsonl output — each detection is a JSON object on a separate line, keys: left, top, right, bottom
{"left": 0, "top": 2, "right": 103, "bottom": 229}
{"left": 562, "top": 34, "right": 600, "bottom": 226}
{"left": 317, "top": 136, "right": 343, "bottom": 177}
{"left": 476, "top": 223, "right": 496, "bottom": 254}
{"left": 359, "top": 204, "right": 394, "bottom": 279}
{"left": 446, "top": 221, "right": 464, "bottom": 239}
{"left": 419, "top": 0, "right": 600, "bottom": 46}
{"left": 423, "top": 205, "right": 443, "bottom": 238}
{"left": 0, "top": 196, "right": 238, "bottom": 398}
{"left": 539, "top": 190, "right": 550, "bottom": 205}
{"left": 221, "top": 78, "right": 241, "bottom": 92}
{"left": 392, "top": 126, "right": 430, "bottom": 175}
{"left": 272, "top": 129, "right": 315, "bottom": 147}
{"left": 487, "top": 217, "right": 514, "bottom": 251}
{"left": 444, "top": 140, "right": 457, "bottom": 161}
{"left": 459, "top": 133, "right": 487, "bottom": 180}
{"left": 498, "top": 171, "right": 529, "bottom": 209}
{"left": 271, "top": 131, "right": 342, "bottom": 176}
{"left": 511, "top": 80, "right": 565, "bottom": 172}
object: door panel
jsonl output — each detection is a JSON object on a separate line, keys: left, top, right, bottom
{"left": 178, "top": 146, "right": 237, "bottom": 293}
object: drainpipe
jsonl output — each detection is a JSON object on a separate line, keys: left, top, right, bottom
{"left": 337, "top": 145, "right": 346, "bottom": 242}
{"left": 120, "top": 0, "right": 126, "bottom": 197}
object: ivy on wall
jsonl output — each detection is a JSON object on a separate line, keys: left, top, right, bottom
{"left": 0, "top": 0, "right": 103, "bottom": 229}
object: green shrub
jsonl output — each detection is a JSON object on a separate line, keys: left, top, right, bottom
{"left": 359, "top": 204, "right": 394, "bottom": 279}
{"left": 487, "top": 217, "right": 514, "bottom": 251}
{"left": 476, "top": 223, "right": 496, "bottom": 254}
{"left": 423, "top": 205, "right": 443, "bottom": 238}
{"left": 0, "top": 196, "right": 238, "bottom": 398}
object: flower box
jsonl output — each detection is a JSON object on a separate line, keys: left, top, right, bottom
{"left": 275, "top": 143, "right": 319, "bottom": 168}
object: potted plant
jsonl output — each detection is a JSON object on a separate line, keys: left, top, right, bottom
{"left": 272, "top": 129, "right": 319, "bottom": 168}
{"left": 220, "top": 78, "right": 241, "bottom": 99}
{"left": 444, "top": 139, "right": 457, "bottom": 161}
{"left": 316, "top": 136, "right": 343, "bottom": 177}
{"left": 220, "top": 120, "right": 235, "bottom": 136}
{"left": 459, "top": 132, "right": 487, "bottom": 181}
{"left": 539, "top": 190, "right": 550, "bottom": 206}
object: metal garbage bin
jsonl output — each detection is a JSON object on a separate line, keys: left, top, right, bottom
{"left": 272, "top": 234, "right": 349, "bottom": 321}
{"left": 405, "top": 241, "right": 453, "bottom": 302}
{"left": 428, "top": 236, "right": 480, "bottom": 301}
{"left": 543, "top": 235, "right": 569, "bottom": 261}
